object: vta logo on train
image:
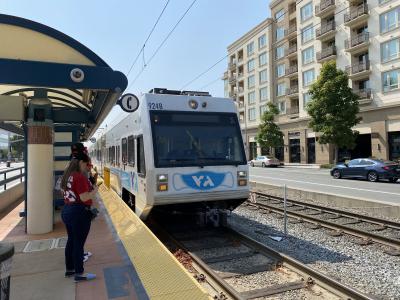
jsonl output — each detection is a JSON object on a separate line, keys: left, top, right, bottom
{"left": 181, "top": 171, "right": 226, "bottom": 190}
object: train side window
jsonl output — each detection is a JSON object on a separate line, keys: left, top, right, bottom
{"left": 128, "top": 135, "right": 135, "bottom": 166}
{"left": 137, "top": 135, "right": 146, "bottom": 177}
{"left": 122, "top": 138, "right": 128, "bottom": 164}
{"left": 117, "top": 145, "right": 120, "bottom": 166}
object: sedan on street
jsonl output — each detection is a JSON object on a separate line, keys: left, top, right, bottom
{"left": 250, "top": 156, "right": 280, "bottom": 167}
{"left": 330, "top": 158, "right": 400, "bottom": 182}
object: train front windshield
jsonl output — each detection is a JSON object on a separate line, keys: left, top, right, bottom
{"left": 150, "top": 111, "right": 247, "bottom": 168}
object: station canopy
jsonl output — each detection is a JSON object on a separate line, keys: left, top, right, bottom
{"left": 0, "top": 14, "right": 128, "bottom": 140}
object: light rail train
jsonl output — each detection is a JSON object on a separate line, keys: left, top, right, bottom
{"left": 89, "top": 88, "right": 249, "bottom": 225}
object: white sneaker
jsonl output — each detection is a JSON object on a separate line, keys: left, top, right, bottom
{"left": 83, "top": 251, "right": 92, "bottom": 263}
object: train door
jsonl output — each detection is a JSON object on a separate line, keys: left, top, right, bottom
{"left": 135, "top": 135, "right": 147, "bottom": 214}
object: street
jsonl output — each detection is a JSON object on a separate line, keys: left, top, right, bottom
{"left": 249, "top": 166, "right": 400, "bottom": 205}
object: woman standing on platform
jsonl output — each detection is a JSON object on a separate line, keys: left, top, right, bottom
{"left": 60, "top": 151, "right": 97, "bottom": 282}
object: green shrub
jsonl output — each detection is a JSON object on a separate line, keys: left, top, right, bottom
{"left": 320, "top": 164, "right": 333, "bottom": 169}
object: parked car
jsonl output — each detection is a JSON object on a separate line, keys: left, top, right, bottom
{"left": 330, "top": 158, "right": 400, "bottom": 182}
{"left": 250, "top": 156, "right": 280, "bottom": 167}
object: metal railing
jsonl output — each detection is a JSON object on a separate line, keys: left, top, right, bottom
{"left": 315, "top": 0, "right": 335, "bottom": 15}
{"left": 288, "top": 106, "right": 300, "bottom": 114}
{"left": 345, "top": 60, "right": 370, "bottom": 75}
{"left": 287, "top": 86, "right": 299, "bottom": 95}
{"left": 345, "top": 32, "right": 369, "bottom": 49}
{"left": 228, "top": 62, "right": 236, "bottom": 70}
{"left": 316, "top": 45, "right": 337, "bottom": 61}
{"left": 354, "top": 88, "right": 372, "bottom": 99}
{"left": 0, "top": 167, "right": 24, "bottom": 191}
{"left": 316, "top": 21, "right": 336, "bottom": 37}
{"left": 344, "top": 4, "right": 368, "bottom": 24}
{"left": 286, "top": 65, "right": 298, "bottom": 75}
{"left": 285, "top": 44, "right": 297, "bottom": 56}
{"left": 287, "top": 25, "right": 297, "bottom": 36}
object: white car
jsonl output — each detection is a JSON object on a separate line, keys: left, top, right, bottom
{"left": 250, "top": 156, "right": 280, "bottom": 167}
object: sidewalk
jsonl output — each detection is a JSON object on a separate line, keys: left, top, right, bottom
{"left": 1, "top": 200, "right": 141, "bottom": 300}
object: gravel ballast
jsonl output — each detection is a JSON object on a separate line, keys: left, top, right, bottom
{"left": 228, "top": 205, "right": 400, "bottom": 300}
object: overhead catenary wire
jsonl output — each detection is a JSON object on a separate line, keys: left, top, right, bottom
{"left": 181, "top": 0, "right": 354, "bottom": 92}
{"left": 127, "top": 0, "right": 198, "bottom": 91}
{"left": 125, "top": 0, "right": 171, "bottom": 76}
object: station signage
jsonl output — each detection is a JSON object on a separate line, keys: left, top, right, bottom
{"left": 117, "top": 93, "right": 139, "bottom": 113}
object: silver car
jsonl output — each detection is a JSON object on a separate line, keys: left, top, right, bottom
{"left": 250, "top": 156, "right": 280, "bottom": 167}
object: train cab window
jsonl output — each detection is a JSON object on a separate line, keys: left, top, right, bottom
{"left": 128, "top": 135, "right": 135, "bottom": 166}
{"left": 137, "top": 135, "right": 146, "bottom": 177}
{"left": 122, "top": 138, "right": 128, "bottom": 164}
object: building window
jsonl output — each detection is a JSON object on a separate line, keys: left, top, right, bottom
{"left": 380, "top": 7, "right": 400, "bottom": 33}
{"left": 260, "top": 105, "right": 268, "bottom": 117}
{"left": 260, "top": 87, "right": 268, "bottom": 102}
{"left": 247, "top": 59, "right": 255, "bottom": 72}
{"left": 303, "top": 69, "right": 315, "bottom": 87}
{"left": 248, "top": 107, "right": 256, "bottom": 121}
{"left": 276, "top": 63, "right": 285, "bottom": 78}
{"left": 303, "top": 92, "right": 312, "bottom": 108}
{"left": 259, "top": 69, "right": 268, "bottom": 83}
{"left": 277, "top": 83, "right": 286, "bottom": 97}
{"left": 258, "top": 34, "right": 267, "bottom": 49}
{"left": 302, "top": 46, "right": 314, "bottom": 65}
{"left": 248, "top": 75, "right": 255, "bottom": 88}
{"left": 301, "top": 2, "right": 313, "bottom": 22}
{"left": 381, "top": 38, "right": 400, "bottom": 62}
{"left": 276, "top": 27, "right": 285, "bottom": 41}
{"left": 275, "top": 9, "right": 285, "bottom": 22}
{"left": 259, "top": 52, "right": 267, "bottom": 66}
{"left": 382, "top": 69, "right": 400, "bottom": 92}
{"left": 248, "top": 91, "right": 256, "bottom": 104}
{"left": 247, "top": 41, "right": 254, "bottom": 56}
{"left": 279, "top": 101, "right": 286, "bottom": 114}
{"left": 302, "top": 24, "right": 314, "bottom": 44}
{"left": 276, "top": 45, "right": 284, "bottom": 59}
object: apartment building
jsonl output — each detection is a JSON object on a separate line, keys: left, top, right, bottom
{"left": 225, "top": 0, "right": 400, "bottom": 164}
{"left": 223, "top": 18, "right": 274, "bottom": 159}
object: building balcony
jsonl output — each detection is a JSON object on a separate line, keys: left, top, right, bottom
{"left": 237, "top": 57, "right": 244, "bottom": 65}
{"left": 316, "top": 45, "right": 337, "bottom": 63}
{"left": 286, "top": 86, "right": 299, "bottom": 97}
{"left": 285, "top": 44, "right": 298, "bottom": 58}
{"left": 228, "top": 62, "right": 236, "bottom": 70}
{"left": 285, "top": 65, "right": 298, "bottom": 78}
{"left": 229, "top": 91, "right": 237, "bottom": 98}
{"left": 238, "top": 86, "right": 244, "bottom": 94}
{"left": 345, "top": 32, "right": 370, "bottom": 55}
{"left": 345, "top": 60, "right": 371, "bottom": 80}
{"left": 237, "top": 73, "right": 244, "bottom": 80}
{"left": 238, "top": 101, "right": 245, "bottom": 109}
{"left": 222, "top": 71, "right": 228, "bottom": 80}
{"left": 286, "top": 25, "right": 297, "bottom": 39}
{"left": 315, "top": 0, "right": 336, "bottom": 18}
{"left": 316, "top": 21, "right": 336, "bottom": 42}
{"left": 344, "top": 4, "right": 369, "bottom": 28}
{"left": 229, "top": 76, "right": 237, "bottom": 84}
{"left": 288, "top": 106, "right": 300, "bottom": 115}
{"left": 354, "top": 88, "right": 372, "bottom": 105}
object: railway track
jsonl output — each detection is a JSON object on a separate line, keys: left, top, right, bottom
{"left": 249, "top": 191, "right": 400, "bottom": 255}
{"left": 153, "top": 223, "right": 375, "bottom": 300}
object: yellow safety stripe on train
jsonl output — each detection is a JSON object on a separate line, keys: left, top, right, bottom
{"left": 98, "top": 185, "right": 211, "bottom": 300}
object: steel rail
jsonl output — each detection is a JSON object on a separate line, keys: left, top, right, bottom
{"left": 248, "top": 200, "right": 400, "bottom": 249}
{"left": 252, "top": 191, "right": 400, "bottom": 230}
{"left": 226, "top": 227, "right": 375, "bottom": 300}
{"left": 152, "top": 223, "right": 244, "bottom": 300}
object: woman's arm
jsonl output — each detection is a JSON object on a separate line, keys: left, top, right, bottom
{"left": 79, "top": 186, "right": 98, "bottom": 202}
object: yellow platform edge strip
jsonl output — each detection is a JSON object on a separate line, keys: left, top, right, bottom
{"left": 98, "top": 185, "right": 211, "bottom": 300}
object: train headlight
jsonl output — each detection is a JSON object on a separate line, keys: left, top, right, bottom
{"left": 188, "top": 99, "right": 198, "bottom": 109}
{"left": 237, "top": 171, "right": 247, "bottom": 186}
{"left": 157, "top": 174, "right": 168, "bottom": 191}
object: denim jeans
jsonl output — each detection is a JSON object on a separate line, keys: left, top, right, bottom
{"left": 61, "top": 204, "right": 91, "bottom": 274}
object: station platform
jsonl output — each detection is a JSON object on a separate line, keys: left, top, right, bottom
{"left": 0, "top": 186, "right": 210, "bottom": 300}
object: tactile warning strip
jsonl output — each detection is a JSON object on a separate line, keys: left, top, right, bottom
{"left": 98, "top": 185, "right": 210, "bottom": 300}
{"left": 23, "top": 238, "right": 55, "bottom": 253}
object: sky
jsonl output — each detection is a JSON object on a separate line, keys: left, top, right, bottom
{"left": 1, "top": 0, "right": 270, "bottom": 135}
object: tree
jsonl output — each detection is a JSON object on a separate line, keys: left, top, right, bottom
{"left": 306, "top": 61, "right": 361, "bottom": 163}
{"left": 256, "top": 102, "right": 284, "bottom": 155}
{"left": 9, "top": 134, "right": 24, "bottom": 159}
